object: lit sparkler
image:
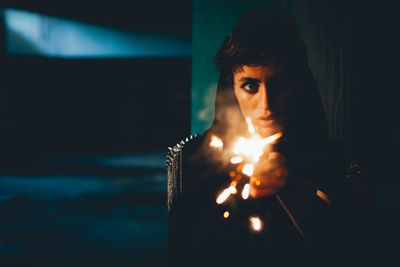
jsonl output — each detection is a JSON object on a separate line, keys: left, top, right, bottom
{"left": 209, "top": 135, "right": 223, "bottom": 149}
{"left": 242, "top": 163, "right": 254, "bottom": 177}
{"left": 241, "top": 183, "right": 250, "bottom": 200}
{"left": 249, "top": 216, "right": 263, "bottom": 231}
{"left": 216, "top": 185, "right": 236, "bottom": 204}
{"left": 209, "top": 117, "right": 282, "bottom": 233}
{"left": 230, "top": 156, "right": 243, "bottom": 164}
{"left": 208, "top": 118, "right": 306, "bottom": 239}
{"left": 212, "top": 117, "right": 282, "bottom": 205}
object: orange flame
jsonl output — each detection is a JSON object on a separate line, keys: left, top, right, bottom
{"left": 216, "top": 185, "right": 236, "bottom": 204}
{"left": 245, "top": 117, "right": 255, "bottom": 134}
{"left": 209, "top": 135, "right": 223, "bottom": 149}
{"left": 213, "top": 117, "right": 282, "bottom": 206}
{"left": 230, "top": 156, "right": 243, "bottom": 164}
{"left": 232, "top": 132, "right": 282, "bottom": 163}
{"left": 249, "top": 216, "right": 263, "bottom": 231}
{"left": 242, "top": 163, "right": 254, "bottom": 176}
{"left": 261, "top": 132, "right": 282, "bottom": 146}
{"left": 242, "top": 183, "right": 250, "bottom": 200}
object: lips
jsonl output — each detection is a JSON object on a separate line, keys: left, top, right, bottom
{"left": 256, "top": 114, "right": 279, "bottom": 128}
{"left": 257, "top": 118, "right": 274, "bottom": 127}
{"left": 259, "top": 115, "right": 275, "bottom": 121}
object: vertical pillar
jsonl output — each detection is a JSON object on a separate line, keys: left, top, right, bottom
{"left": 0, "top": 9, "right": 7, "bottom": 131}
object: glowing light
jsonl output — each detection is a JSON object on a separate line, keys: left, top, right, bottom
{"left": 216, "top": 186, "right": 236, "bottom": 204}
{"left": 233, "top": 137, "right": 263, "bottom": 162}
{"left": 223, "top": 211, "right": 230, "bottom": 218}
{"left": 232, "top": 187, "right": 238, "bottom": 194}
{"left": 230, "top": 181, "right": 238, "bottom": 194}
{"left": 242, "top": 183, "right": 250, "bottom": 200}
{"left": 255, "top": 180, "right": 261, "bottom": 186}
{"left": 232, "top": 131, "right": 282, "bottom": 164}
{"left": 4, "top": 8, "right": 191, "bottom": 58}
{"left": 249, "top": 216, "right": 263, "bottom": 232}
{"left": 209, "top": 135, "right": 223, "bottom": 149}
{"left": 261, "top": 132, "right": 282, "bottom": 147}
{"left": 230, "top": 156, "right": 243, "bottom": 164}
{"left": 316, "top": 189, "right": 332, "bottom": 206}
{"left": 246, "top": 117, "right": 256, "bottom": 134}
{"left": 242, "top": 163, "right": 254, "bottom": 177}
{"left": 212, "top": 117, "right": 283, "bottom": 208}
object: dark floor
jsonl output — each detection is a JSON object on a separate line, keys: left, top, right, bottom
{"left": 1, "top": 152, "right": 399, "bottom": 266}
{"left": 0, "top": 153, "right": 168, "bottom": 267}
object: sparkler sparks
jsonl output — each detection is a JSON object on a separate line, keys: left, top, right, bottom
{"left": 249, "top": 216, "right": 263, "bottom": 232}
{"left": 230, "top": 156, "right": 243, "bottom": 164}
{"left": 242, "top": 163, "right": 254, "bottom": 176}
{"left": 209, "top": 135, "right": 223, "bottom": 149}
{"left": 245, "top": 117, "right": 256, "bottom": 134}
{"left": 241, "top": 183, "right": 250, "bottom": 200}
{"left": 213, "top": 117, "right": 282, "bottom": 206}
{"left": 233, "top": 137, "right": 264, "bottom": 162}
{"left": 210, "top": 117, "right": 282, "bottom": 232}
{"left": 232, "top": 132, "right": 282, "bottom": 162}
{"left": 223, "top": 211, "right": 230, "bottom": 218}
{"left": 216, "top": 185, "right": 236, "bottom": 204}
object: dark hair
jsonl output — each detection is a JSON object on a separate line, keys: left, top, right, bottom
{"left": 215, "top": 10, "right": 308, "bottom": 86}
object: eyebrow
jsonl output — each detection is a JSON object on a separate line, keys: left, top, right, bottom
{"left": 239, "top": 73, "right": 287, "bottom": 84}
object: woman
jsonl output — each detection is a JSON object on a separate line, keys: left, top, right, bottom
{"left": 166, "top": 10, "right": 365, "bottom": 267}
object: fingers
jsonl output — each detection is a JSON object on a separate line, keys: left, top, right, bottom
{"left": 249, "top": 152, "right": 288, "bottom": 198}
{"left": 253, "top": 152, "right": 286, "bottom": 177}
{"left": 250, "top": 168, "right": 287, "bottom": 189}
{"left": 250, "top": 186, "right": 283, "bottom": 198}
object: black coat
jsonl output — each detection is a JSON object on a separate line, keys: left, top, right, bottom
{"left": 165, "top": 135, "right": 367, "bottom": 267}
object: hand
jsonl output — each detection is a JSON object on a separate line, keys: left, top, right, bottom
{"left": 249, "top": 152, "right": 288, "bottom": 198}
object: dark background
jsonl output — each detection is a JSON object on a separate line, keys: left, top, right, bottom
{"left": 0, "top": 0, "right": 192, "bottom": 165}
{"left": 0, "top": 1, "right": 192, "bottom": 266}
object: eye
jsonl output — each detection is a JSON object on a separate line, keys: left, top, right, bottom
{"left": 241, "top": 81, "right": 259, "bottom": 93}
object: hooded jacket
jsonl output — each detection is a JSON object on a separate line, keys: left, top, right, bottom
{"left": 165, "top": 11, "right": 369, "bottom": 266}
{"left": 165, "top": 67, "right": 358, "bottom": 266}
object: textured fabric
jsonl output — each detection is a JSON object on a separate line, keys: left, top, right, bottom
{"left": 165, "top": 135, "right": 360, "bottom": 267}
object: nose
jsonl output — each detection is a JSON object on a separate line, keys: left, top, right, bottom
{"left": 259, "top": 84, "right": 269, "bottom": 111}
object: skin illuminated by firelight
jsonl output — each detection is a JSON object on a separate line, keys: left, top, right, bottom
{"left": 233, "top": 65, "right": 291, "bottom": 138}
{"left": 233, "top": 65, "right": 291, "bottom": 198}
{"left": 209, "top": 135, "right": 223, "bottom": 148}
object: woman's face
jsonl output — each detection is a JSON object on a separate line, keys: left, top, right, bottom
{"left": 233, "top": 65, "right": 293, "bottom": 137}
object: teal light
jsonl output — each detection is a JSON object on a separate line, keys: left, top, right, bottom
{"left": 4, "top": 8, "right": 191, "bottom": 58}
